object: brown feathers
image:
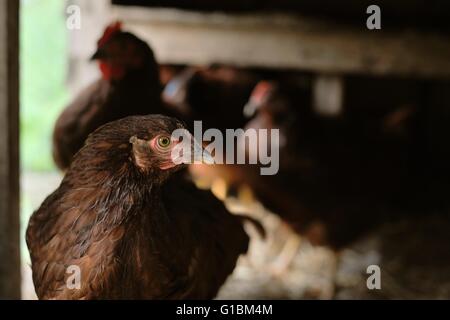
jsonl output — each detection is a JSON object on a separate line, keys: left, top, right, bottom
{"left": 28, "top": 115, "right": 249, "bottom": 299}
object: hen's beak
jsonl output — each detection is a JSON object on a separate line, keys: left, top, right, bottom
{"left": 243, "top": 101, "right": 258, "bottom": 118}
{"left": 90, "top": 48, "right": 106, "bottom": 61}
{"left": 200, "top": 148, "right": 215, "bottom": 165}
{"left": 171, "top": 131, "right": 215, "bottom": 166}
{"left": 192, "top": 135, "right": 214, "bottom": 165}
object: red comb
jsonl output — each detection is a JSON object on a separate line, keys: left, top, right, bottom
{"left": 98, "top": 21, "right": 123, "bottom": 47}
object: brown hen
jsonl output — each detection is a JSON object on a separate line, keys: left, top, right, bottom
{"left": 241, "top": 80, "right": 434, "bottom": 249}
{"left": 27, "top": 115, "right": 249, "bottom": 299}
{"left": 52, "top": 22, "right": 174, "bottom": 170}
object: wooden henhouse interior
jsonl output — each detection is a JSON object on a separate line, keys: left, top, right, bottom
{"left": 1, "top": 0, "right": 450, "bottom": 299}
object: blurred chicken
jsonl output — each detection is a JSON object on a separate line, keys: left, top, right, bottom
{"left": 163, "top": 66, "right": 263, "bottom": 197}
{"left": 163, "top": 65, "right": 260, "bottom": 132}
{"left": 159, "top": 64, "right": 185, "bottom": 87}
{"left": 27, "top": 115, "right": 249, "bottom": 299}
{"left": 234, "top": 80, "right": 431, "bottom": 273}
{"left": 242, "top": 79, "right": 312, "bottom": 170}
{"left": 53, "top": 22, "right": 177, "bottom": 170}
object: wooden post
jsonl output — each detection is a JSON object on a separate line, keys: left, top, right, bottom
{"left": 0, "top": 0, "right": 21, "bottom": 299}
{"left": 313, "top": 74, "right": 344, "bottom": 117}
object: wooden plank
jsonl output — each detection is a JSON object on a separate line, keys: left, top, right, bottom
{"left": 0, "top": 0, "right": 21, "bottom": 299}
{"left": 111, "top": 0, "right": 450, "bottom": 29}
{"left": 112, "top": 7, "right": 450, "bottom": 78}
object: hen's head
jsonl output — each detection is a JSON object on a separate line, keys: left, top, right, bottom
{"left": 244, "top": 81, "right": 295, "bottom": 121}
{"left": 243, "top": 81, "right": 276, "bottom": 118}
{"left": 71, "top": 115, "right": 212, "bottom": 185}
{"left": 91, "top": 22, "right": 158, "bottom": 82}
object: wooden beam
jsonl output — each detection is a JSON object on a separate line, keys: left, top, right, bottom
{"left": 112, "top": 7, "right": 450, "bottom": 78}
{"left": 0, "top": 0, "right": 20, "bottom": 299}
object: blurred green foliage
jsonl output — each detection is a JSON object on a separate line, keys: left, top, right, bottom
{"left": 20, "top": 0, "right": 69, "bottom": 262}
{"left": 20, "top": 0, "right": 69, "bottom": 171}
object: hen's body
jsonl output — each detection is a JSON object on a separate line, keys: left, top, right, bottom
{"left": 240, "top": 81, "right": 421, "bottom": 248}
{"left": 243, "top": 119, "right": 413, "bottom": 248}
{"left": 53, "top": 78, "right": 163, "bottom": 170}
{"left": 28, "top": 116, "right": 249, "bottom": 299}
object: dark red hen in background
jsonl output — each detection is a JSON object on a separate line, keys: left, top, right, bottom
{"left": 163, "top": 65, "right": 260, "bottom": 132}
{"left": 27, "top": 115, "right": 249, "bottom": 299}
{"left": 53, "top": 22, "right": 173, "bottom": 170}
{"left": 239, "top": 80, "right": 424, "bottom": 250}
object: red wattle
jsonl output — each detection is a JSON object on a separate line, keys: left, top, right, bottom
{"left": 99, "top": 62, "right": 125, "bottom": 81}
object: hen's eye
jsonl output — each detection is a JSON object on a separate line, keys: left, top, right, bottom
{"left": 157, "top": 136, "right": 171, "bottom": 148}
